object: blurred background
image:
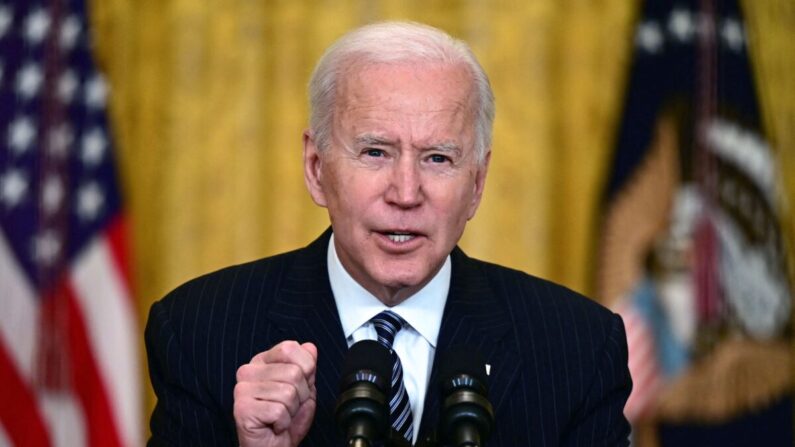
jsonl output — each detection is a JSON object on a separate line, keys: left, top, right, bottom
{"left": 1, "top": 0, "right": 793, "bottom": 445}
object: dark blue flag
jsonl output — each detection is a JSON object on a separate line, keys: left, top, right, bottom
{"left": 598, "top": 0, "right": 792, "bottom": 445}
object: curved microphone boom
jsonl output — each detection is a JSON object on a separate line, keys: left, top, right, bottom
{"left": 335, "top": 340, "right": 393, "bottom": 447}
{"left": 438, "top": 347, "right": 495, "bottom": 447}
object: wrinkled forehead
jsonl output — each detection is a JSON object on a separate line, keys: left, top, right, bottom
{"left": 332, "top": 62, "right": 478, "bottom": 151}
{"left": 336, "top": 58, "right": 477, "bottom": 109}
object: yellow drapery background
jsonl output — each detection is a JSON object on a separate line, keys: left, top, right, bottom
{"left": 87, "top": 0, "right": 794, "bottom": 433}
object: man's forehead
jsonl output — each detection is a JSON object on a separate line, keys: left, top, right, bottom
{"left": 335, "top": 64, "right": 475, "bottom": 117}
{"left": 338, "top": 60, "right": 474, "bottom": 97}
{"left": 329, "top": 61, "right": 478, "bottom": 150}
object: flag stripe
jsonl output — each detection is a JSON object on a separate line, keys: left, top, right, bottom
{"left": 0, "top": 340, "right": 51, "bottom": 447}
{"left": 59, "top": 283, "right": 123, "bottom": 447}
{"left": 0, "top": 421, "right": 13, "bottom": 447}
{"left": 105, "top": 215, "right": 133, "bottom": 296}
{"left": 38, "top": 391, "right": 86, "bottom": 447}
{"left": 70, "top": 229, "right": 141, "bottom": 447}
{"left": 616, "top": 301, "right": 661, "bottom": 421}
{"left": 0, "top": 232, "right": 38, "bottom": 379}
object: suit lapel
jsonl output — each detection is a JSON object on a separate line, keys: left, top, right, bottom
{"left": 418, "top": 247, "right": 521, "bottom": 444}
{"left": 264, "top": 229, "right": 349, "bottom": 424}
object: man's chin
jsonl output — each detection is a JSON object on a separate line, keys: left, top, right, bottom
{"left": 368, "top": 272, "right": 432, "bottom": 305}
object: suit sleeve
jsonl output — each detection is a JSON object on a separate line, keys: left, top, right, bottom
{"left": 562, "top": 313, "right": 632, "bottom": 446}
{"left": 145, "top": 299, "right": 235, "bottom": 446}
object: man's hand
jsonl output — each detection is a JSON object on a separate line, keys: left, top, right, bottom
{"left": 234, "top": 341, "right": 318, "bottom": 447}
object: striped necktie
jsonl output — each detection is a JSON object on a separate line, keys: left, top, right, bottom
{"left": 371, "top": 310, "right": 414, "bottom": 443}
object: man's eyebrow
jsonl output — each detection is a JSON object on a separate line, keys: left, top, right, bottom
{"left": 425, "top": 142, "right": 462, "bottom": 153}
{"left": 354, "top": 135, "right": 462, "bottom": 153}
{"left": 355, "top": 134, "right": 394, "bottom": 146}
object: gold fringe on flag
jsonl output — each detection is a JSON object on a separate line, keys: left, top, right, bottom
{"left": 654, "top": 339, "right": 792, "bottom": 423}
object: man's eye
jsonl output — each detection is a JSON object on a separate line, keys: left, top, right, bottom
{"left": 365, "top": 149, "right": 384, "bottom": 157}
{"left": 429, "top": 154, "right": 450, "bottom": 163}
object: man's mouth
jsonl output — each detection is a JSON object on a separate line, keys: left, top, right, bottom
{"left": 383, "top": 231, "right": 418, "bottom": 243}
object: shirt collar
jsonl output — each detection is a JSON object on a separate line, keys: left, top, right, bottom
{"left": 327, "top": 233, "right": 449, "bottom": 348}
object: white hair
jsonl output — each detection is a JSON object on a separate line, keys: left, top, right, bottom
{"left": 308, "top": 21, "right": 495, "bottom": 164}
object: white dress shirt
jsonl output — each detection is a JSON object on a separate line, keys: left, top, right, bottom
{"left": 327, "top": 235, "right": 449, "bottom": 444}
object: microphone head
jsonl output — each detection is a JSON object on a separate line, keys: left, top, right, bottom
{"left": 335, "top": 340, "right": 392, "bottom": 444}
{"left": 438, "top": 346, "right": 489, "bottom": 395}
{"left": 339, "top": 339, "right": 392, "bottom": 391}
{"left": 438, "top": 346, "right": 495, "bottom": 446}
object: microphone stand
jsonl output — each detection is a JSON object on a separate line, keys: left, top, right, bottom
{"left": 386, "top": 428, "right": 414, "bottom": 447}
{"left": 345, "top": 428, "right": 414, "bottom": 447}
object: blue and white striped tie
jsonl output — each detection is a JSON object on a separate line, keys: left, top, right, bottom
{"left": 371, "top": 310, "right": 414, "bottom": 443}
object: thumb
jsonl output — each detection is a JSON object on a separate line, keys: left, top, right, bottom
{"left": 301, "top": 342, "right": 318, "bottom": 363}
{"left": 301, "top": 342, "right": 318, "bottom": 388}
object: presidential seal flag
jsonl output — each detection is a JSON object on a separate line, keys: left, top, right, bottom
{"left": 598, "top": 0, "right": 792, "bottom": 444}
{"left": 0, "top": 0, "right": 141, "bottom": 445}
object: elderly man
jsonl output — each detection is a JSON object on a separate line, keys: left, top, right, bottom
{"left": 146, "top": 21, "right": 631, "bottom": 446}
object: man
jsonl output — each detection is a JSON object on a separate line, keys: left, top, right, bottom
{"left": 146, "top": 21, "right": 631, "bottom": 446}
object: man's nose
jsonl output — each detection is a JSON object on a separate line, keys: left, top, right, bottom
{"left": 385, "top": 157, "right": 423, "bottom": 208}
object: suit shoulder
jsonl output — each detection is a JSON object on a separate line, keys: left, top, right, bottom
{"left": 149, "top": 247, "right": 303, "bottom": 321}
{"left": 470, "top": 257, "right": 618, "bottom": 326}
{"left": 144, "top": 246, "right": 309, "bottom": 385}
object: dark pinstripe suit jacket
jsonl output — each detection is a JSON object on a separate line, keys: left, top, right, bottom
{"left": 146, "top": 230, "right": 631, "bottom": 446}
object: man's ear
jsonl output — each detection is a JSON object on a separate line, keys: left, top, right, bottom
{"left": 466, "top": 149, "right": 491, "bottom": 220}
{"left": 303, "top": 130, "right": 327, "bottom": 207}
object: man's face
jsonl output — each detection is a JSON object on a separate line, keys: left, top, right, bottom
{"left": 303, "top": 61, "right": 490, "bottom": 305}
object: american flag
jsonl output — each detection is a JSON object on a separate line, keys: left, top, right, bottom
{"left": 0, "top": 0, "right": 141, "bottom": 445}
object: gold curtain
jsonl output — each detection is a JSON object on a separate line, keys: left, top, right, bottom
{"left": 88, "top": 0, "right": 794, "bottom": 434}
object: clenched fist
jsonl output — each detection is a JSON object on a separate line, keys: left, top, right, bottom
{"left": 234, "top": 341, "right": 318, "bottom": 447}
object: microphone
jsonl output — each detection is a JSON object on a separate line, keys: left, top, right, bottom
{"left": 335, "top": 340, "right": 392, "bottom": 447}
{"left": 437, "top": 347, "right": 495, "bottom": 447}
